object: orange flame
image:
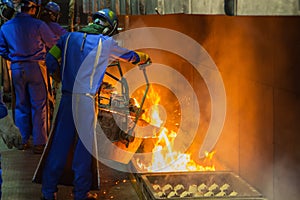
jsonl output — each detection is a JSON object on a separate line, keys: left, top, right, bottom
{"left": 140, "top": 86, "right": 162, "bottom": 126}
{"left": 136, "top": 88, "right": 215, "bottom": 172}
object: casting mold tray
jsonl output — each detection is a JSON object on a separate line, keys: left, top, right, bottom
{"left": 132, "top": 171, "right": 267, "bottom": 200}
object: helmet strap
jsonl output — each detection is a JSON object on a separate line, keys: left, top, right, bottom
{"left": 106, "top": 21, "right": 118, "bottom": 36}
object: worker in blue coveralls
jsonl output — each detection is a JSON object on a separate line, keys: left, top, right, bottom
{"left": 40, "top": 8, "right": 151, "bottom": 200}
{"left": 0, "top": 0, "right": 57, "bottom": 154}
{"left": 0, "top": 90, "right": 22, "bottom": 199}
{"left": 40, "top": 1, "right": 67, "bottom": 127}
{"left": 40, "top": 1, "right": 67, "bottom": 40}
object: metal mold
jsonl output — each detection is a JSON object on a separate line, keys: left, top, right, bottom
{"left": 133, "top": 171, "right": 267, "bottom": 200}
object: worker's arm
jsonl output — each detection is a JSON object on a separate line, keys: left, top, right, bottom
{"left": 0, "top": 29, "right": 9, "bottom": 60}
{"left": 38, "top": 21, "right": 57, "bottom": 50}
{"left": 109, "top": 37, "right": 151, "bottom": 65}
{"left": 46, "top": 44, "right": 61, "bottom": 74}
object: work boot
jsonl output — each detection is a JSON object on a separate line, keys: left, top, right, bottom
{"left": 82, "top": 192, "right": 97, "bottom": 200}
{"left": 17, "top": 142, "right": 30, "bottom": 150}
{"left": 33, "top": 144, "right": 45, "bottom": 154}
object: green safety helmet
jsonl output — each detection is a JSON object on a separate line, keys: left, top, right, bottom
{"left": 92, "top": 8, "right": 118, "bottom": 36}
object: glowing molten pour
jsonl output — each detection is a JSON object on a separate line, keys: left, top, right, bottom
{"left": 135, "top": 88, "right": 215, "bottom": 172}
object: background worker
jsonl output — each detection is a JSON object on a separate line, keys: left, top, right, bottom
{"left": 40, "top": 1, "right": 67, "bottom": 40}
{"left": 39, "top": 8, "right": 151, "bottom": 200}
{"left": 40, "top": 1, "right": 67, "bottom": 128}
{"left": 0, "top": 0, "right": 57, "bottom": 154}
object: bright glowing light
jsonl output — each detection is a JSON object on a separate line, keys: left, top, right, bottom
{"left": 136, "top": 88, "right": 215, "bottom": 172}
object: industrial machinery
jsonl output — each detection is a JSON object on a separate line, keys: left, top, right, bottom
{"left": 97, "top": 60, "right": 150, "bottom": 148}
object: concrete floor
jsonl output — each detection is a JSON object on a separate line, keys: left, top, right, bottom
{"left": 0, "top": 139, "right": 140, "bottom": 200}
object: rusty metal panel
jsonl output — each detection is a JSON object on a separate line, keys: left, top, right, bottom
{"left": 190, "top": 0, "right": 225, "bottom": 15}
{"left": 157, "top": 0, "right": 186, "bottom": 15}
{"left": 116, "top": 0, "right": 127, "bottom": 15}
{"left": 82, "top": 0, "right": 91, "bottom": 14}
{"left": 237, "top": 0, "right": 300, "bottom": 16}
{"left": 138, "top": 0, "right": 146, "bottom": 15}
{"left": 102, "top": 0, "right": 151, "bottom": 15}
{"left": 144, "top": 0, "right": 158, "bottom": 15}
{"left": 82, "top": 0, "right": 300, "bottom": 16}
{"left": 155, "top": 0, "right": 225, "bottom": 15}
{"left": 130, "top": 0, "right": 139, "bottom": 14}
{"left": 110, "top": 0, "right": 119, "bottom": 14}
{"left": 130, "top": 0, "right": 148, "bottom": 15}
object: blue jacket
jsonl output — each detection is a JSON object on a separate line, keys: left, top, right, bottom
{"left": 0, "top": 13, "right": 56, "bottom": 63}
{"left": 46, "top": 32, "right": 141, "bottom": 95}
{"left": 47, "top": 21, "right": 67, "bottom": 40}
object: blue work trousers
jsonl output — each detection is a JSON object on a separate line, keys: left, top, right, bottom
{"left": 11, "top": 61, "right": 47, "bottom": 145}
{"left": 41, "top": 94, "right": 93, "bottom": 200}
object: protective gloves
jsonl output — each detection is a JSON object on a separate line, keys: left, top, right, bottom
{"left": 0, "top": 115, "right": 22, "bottom": 149}
{"left": 135, "top": 51, "right": 151, "bottom": 65}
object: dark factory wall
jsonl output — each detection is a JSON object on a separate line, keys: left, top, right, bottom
{"left": 124, "top": 14, "right": 300, "bottom": 200}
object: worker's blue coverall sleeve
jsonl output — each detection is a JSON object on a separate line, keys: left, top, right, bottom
{"left": 47, "top": 22, "right": 68, "bottom": 40}
{"left": 46, "top": 32, "right": 141, "bottom": 94}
